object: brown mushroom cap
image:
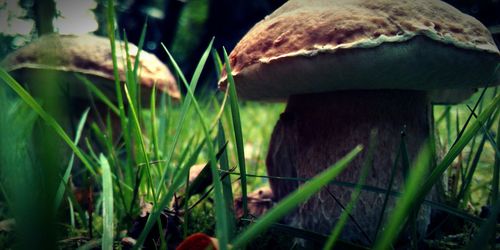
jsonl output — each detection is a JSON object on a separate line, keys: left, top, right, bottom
{"left": 1, "top": 33, "right": 180, "bottom": 102}
{"left": 176, "top": 233, "right": 219, "bottom": 250}
{"left": 234, "top": 186, "right": 274, "bottom": 219}
{"left": 219, "top": 0, "right": 500, "bottom": 101}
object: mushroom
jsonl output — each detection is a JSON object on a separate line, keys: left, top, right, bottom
{"left": 219, "top": 0, "right": 499, "bottom": 244}
{"left": 234, "top": 186, "right": 274, "bottom": 219}
{"left": 1, "top": 33, "right": 179, "bottom": 137}
{"left": 176, "top": 233, "right": 219, "bottom": 250}
{"left": 1, "top": 33, "right": 179, "bottom": 100}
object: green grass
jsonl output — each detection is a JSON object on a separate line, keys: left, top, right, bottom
{"left": 100, "top": 154, "right": 114, "bottom": 250}
{"left": 232, "top": 145, "right": 363, "bottom": 249}
{"left": 0, "top": 69, "right": 499, "bottom": 249}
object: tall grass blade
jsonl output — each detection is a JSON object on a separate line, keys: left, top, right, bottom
{"left": 171, "top": 135, "right": 200, "bottom": 180}
{"left": 399, "top": 133, "right": 417, "bottom": 248}
{"left": 375, "top": 137, "right": 402, "bottom": 239}
{"left": 106, "top": 0, "right": 134, "bottom": 185}
{"left": 185, "top": 148, "right": 234, "bottom": 211}
{"left": 218, "top": 121, "right": 236, "bottom": 240}
{"left": 456, "top": 127, "right": 488, "bottom": 204}
{"left": 133, "top": 19, "right": 148, "bottom": 85}
{"left": 373, "top": 143, "right": 433, "bottom": 250}
{"left": 133, "top": 143, "right": 204, "bottom": 249}
{"left": 158, "top": 93, "right": 172, "bottom": 155}
{"left": 123, "top": 33, "right": 138, "bottom": 111}
{"left": 100, "top": 154, "right": 114, "bottom": 250}
{"left": 123, "top": 85, "right": 156, "bottom": 200}
{"left": 425, "top": 200, "right": 486, "bottom": 225}
{"left": 171, "top": 48, "right": 229, "bottom": 250}
{"left": 435, "top": 106, "right": 451, "bottom": 125}
{"left": 417, "top": 94, "right": 499, "bottom": 205}
{"left": 155, "top": 39, "right": 214, "bottom": 194}
{"left": 134, "top": 40, "right": 227, "bottom": 249}
{"left": 0, "top": 68, "right": 96, "bottom": 176}
{"left": 76, "top": 74, "right": 119, "bottom": 115}
{"left": 150, "top": 84, "right": 161, "bottom": 161}
{"left": 493, "top": 115, "right": 500, "bottom": 204}
{"left": 222, "top": 171, "right": 488, "bottom": 225}
{"left": 184, "top": 143, "right": 227, "bottom": 198}
{"left": 450, "top": 88, "right": 488, "bottom": 148}
{"left": 106, "top": 0, "right": 126, "bottom": 126}
{"left": 222, "top": 48, "right": 248, "bottom": 218}
{"left": 231, "top": 145, "right": 363, "bottom": 249}
{"left": 68, "top": 197, "right": 75, "bottom": 227}
{"left": 54, "top": 108, "right": 90, "bottom": 212}
{"left": 211, "top": 48, "right": 223, "bottom": 77}
{"left": 466, "top": 105, "right": 500, "bottom": 159}
{"left": 324, "top": 132, "right": 376, "bottom": 249}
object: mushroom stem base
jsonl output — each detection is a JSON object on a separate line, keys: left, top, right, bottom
{"left": 266, "top": 90, "right": 433, "bottom": 245}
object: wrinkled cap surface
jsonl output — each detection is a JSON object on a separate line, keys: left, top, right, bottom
{"left": 219, "top": 0, "right": 500, "bottom": 101}
{"left": 1, "top": 33, "right": 180, "bottom": 100}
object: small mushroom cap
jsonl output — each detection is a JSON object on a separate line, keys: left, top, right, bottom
{"left": 1, "top": 33, "right": 180, "bottom": 101}
{"left": 176, "top": 233, "right": 219, "bottom": 250}
{"left": 234, "top": 186, "right": 274, "bottom": 219}
{"left": 219, "top": 0, "right": 500, "bottom": 101}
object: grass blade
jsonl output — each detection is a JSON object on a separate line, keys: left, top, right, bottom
{"left": 184, "top": 143, "right": 227, "bottom": 198}
{"left": 133, "top": 19, "right": 148, "bottom": 85}
{"left": 0, "top": 68, "right": 96, "bottom": 176}
{"left": 492, "top": 114, "right": 500, "bottom": 204}
{"left": 222, "top": 48, "right": 248, "bottom": 218}
{"left": 218, "top": 121, "right": 236, "bottom": 240}
{"left": 373, "top": 143, "right": 433, "bottom": 250}
{"left": 150, "top": 84, "right": 161, "bottom": 161}
{"left": 134, "top": 40, "right": 229, "bottom": 249}
{"left": 456, "top": 128, "right": 488, "bottom": 204}
{"left": 106, "top": 0, "right": 134, "bottom": 187}
{"left": 323, "top": 132, "right": 376, "bottom": 249}
{"left": 231, "top": 145, "right": 363, "bottom": 249}
{"left": 123, "top": 84, "right": 156, "bottom": 201}
{"left": 154, "top": 39, "right": 213, "bottom": 195}
{"left": 466, "top": 104, "right": 500, "bottom": 159}
{"left": 374, "top": 137, "right": 403, "bottom": 239}
{"left": 53, "top": 108, "right": 90, "bottom": 212}
{"left": 169, "top": 47, "right": 229, "bottom": 250}
{"left": 418, "top": 94, "right": 499, "bottom": 205}
{"left": 75, "top": 74, "right": 119, "bottom": 115}
{"left": 122, "top": 33, "right": 138, "bottom": 111}
{"left": 133, "top": 141, "right": 206, "bottom": 249}
{"left": 100, "top": 154, "right": 114, "bottom": 250}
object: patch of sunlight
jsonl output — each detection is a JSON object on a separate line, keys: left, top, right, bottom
{"left": 53, "top": 0, "right": 98, "bottom": 35}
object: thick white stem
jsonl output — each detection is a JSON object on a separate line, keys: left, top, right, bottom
{"left": 266, "top": 90, "right": 432, "bottom": 244}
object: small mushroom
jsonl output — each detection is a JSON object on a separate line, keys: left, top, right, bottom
{"left": 123, "top": 198, "right": 183, "bottom": 250}
{"left": 176, "top": 233, "right": 219, "bottom": 250}
{"left": 1, "top": 33, "right": 179, "bottom": 102}
{"left": 220, "top": 0, "right": 499, "bottom": 244}
{"left": 1, "top": 34, "right": 180, "bottom": 192}
{"left": 1, "top": 33, "right": 180, "bottom": 137}
{"left": 234, "top": 186, "right": 274, "bottom": 219}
